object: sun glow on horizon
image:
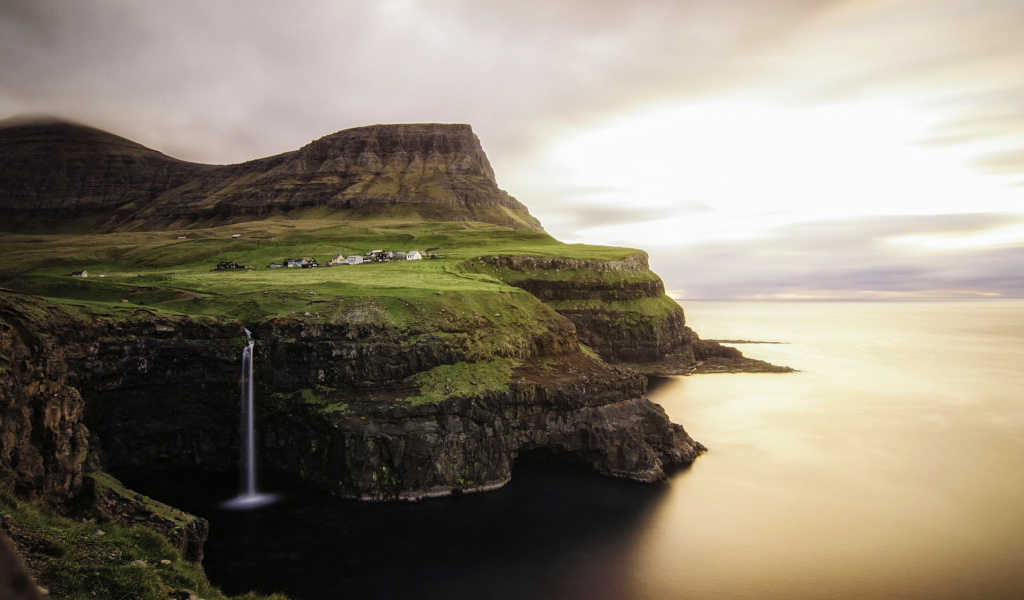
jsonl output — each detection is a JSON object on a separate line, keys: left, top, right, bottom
{"left": 524, "top": 97, "right": 1024, "bottom": 249}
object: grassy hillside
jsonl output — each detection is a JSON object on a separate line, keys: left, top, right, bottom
{"left": 0, "top": 219, "right": 641, "bottom": 324}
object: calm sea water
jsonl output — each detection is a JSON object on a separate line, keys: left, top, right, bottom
{"left": 126, "top": 300, "right": 1024, "bottom": 600}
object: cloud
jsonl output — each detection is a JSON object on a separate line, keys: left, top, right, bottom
{"left": 651, "top": 214, "right": 1024, "bottom": 298}
{"left": 0, "top": 0, "right": 848, "bottom": 164}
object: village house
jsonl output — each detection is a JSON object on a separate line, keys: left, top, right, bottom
{"left": 284, "top": 258, "right": 308, "bottom": 268}
{"left": 67, "top": 270, "right": 88, "bottom": 278}
{"left": 268, "top": 263, "right": 282, "bottom": 269}
{"left": 216, "top": 261, "right": 242, "bottom": 270}
{"left": 343, "top": 255, "right": 364, "bottom": 265}
{"left": 406, "top": 250, "right": 422, "bottom": 260}
{"left": 301, "top": 258, "right": 319, "bottom": 268}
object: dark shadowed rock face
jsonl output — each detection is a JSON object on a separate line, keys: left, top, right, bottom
{"left": 0, "top": 121, "right": 213, "bottom": 232}
{"left": 0, "top": 291, "right": 703, "bottom": 511}
{"left": 0, "top": 293, "right": 90, "bottom": 504}
{"left": 0, "top": 120, "right": 543, "bottom": 232}
{"left": 0, "top": 532, "right": 44, "bottom": 600}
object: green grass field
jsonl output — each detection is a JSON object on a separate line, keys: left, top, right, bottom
{"left": 0, "top": 219, "right": 645, "bottom": 324}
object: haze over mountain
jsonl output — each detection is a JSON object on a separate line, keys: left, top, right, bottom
{"left": 0, "top": 119, "right": 542, "bottom": 233}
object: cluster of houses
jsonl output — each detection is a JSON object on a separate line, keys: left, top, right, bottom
{"left": 265, "top": 249, "right": 438, "bottom": 270}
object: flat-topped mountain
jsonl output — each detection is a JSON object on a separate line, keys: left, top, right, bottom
{"left": 0, "top": 120, "right": 542, "bottom": 232}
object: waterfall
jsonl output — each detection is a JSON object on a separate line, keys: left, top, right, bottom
{"left": 223, "top": 328, "right": 277, "bottom": 509}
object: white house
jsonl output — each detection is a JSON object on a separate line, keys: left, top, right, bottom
{"left": 344, "top": 255, "right": 364, "bottom": 265}
{"left": 406, "top": 251, "right": 422, "bottom": 261}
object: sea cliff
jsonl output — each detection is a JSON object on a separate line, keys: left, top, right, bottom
{"left": 0, "top": 289, "right": 703, "bottom": 508}
{"left": 0, "top": 120, "right": 782, "bottom": 598}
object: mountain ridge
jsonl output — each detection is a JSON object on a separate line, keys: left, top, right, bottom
{"left": 0, "top": 119, "right": 542, "bottom": 233}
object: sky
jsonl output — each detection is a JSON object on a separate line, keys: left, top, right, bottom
{"left": 1, "top": 0, "right": 1023, "bottom": 298}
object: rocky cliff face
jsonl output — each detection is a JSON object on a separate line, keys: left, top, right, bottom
{"left": 463, "top": 253, "right": 788, "bottom": 375}
{"left": 0, "top": 292, "right": 215, "bottom": 561}
{"left": 465, "top": 254, "right": 697, "bottom": 369}
{"left": 0, "top": 290, "right": 702, "bottom": 511}
{"left": 0, "top": 294, "right": 90, "bottom": 504}
{"left": 0, "top": 121, "right": 543, "bottom": 232}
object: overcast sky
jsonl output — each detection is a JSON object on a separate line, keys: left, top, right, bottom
{"left": 2, "top": 0, "right": 1022, "bottom": 298}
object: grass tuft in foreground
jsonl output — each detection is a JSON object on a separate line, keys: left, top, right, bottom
{"left": 0, "top": 485, "right": 289, "bottom": 600}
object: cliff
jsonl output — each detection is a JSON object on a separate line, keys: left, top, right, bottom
{"left": 0, "top": 119, "right": 786, "bottom": 597}
{"left": 0, "top": 289, "right": 702, "bottom": 508}
{"left": 0, "top": 121, "right": 543, "bottom": 232}
{"left": 463, "top": 253, "right": 790, "bottom": 375}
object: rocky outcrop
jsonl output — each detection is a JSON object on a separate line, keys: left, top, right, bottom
{"left": 468, "top": 253, "right": 789, "bottom": 375}
{"left": 76, "top": 472, "right": 209, "bottom": 562}
{"left": 467, "top": 253, "right": 692, "bottom": 366}
{"left": 0, "top": 293, "right": 90, "bottom": 504}
{"left": 0, "top": 289, "right": 702, "bottom": 510}
{"left": 0, "top": 292, "right": 220, "bottom": 560}
{"left": 260, "top": 354, "right": 701, "bottom": 501}
{"left": 0, "top": 120, "right": 543, "bottom": 233}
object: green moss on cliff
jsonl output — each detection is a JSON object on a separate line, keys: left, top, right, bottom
{"left": 408, "top": 357, "right": 519, "bottom": 404}
{"left": 0, "top": 484, "right": 288, "bottom": 600}
{"left": 548, "top": 295, "right": 681, "bottom": 321}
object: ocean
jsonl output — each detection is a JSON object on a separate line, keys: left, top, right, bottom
{"left": 126, "top": 299, "right": 1024, "bottom": 599}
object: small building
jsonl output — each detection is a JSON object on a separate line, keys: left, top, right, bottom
{"left": 406, "top": 251, "right": 422, "bottom": 261}
{"left": 344, "top": 255, "right": 364, "bottom": 265}
{"left": 67, "top": 270, "right": 88, "bottom": 278}
{"left": 216, "top": 261, "right": 242, "bottom": 270}
{"left": 301, "top": 258, "right": 320, "bottom": 268}
{"left": 268, "top": 263, "right": 282, "bottom": 269}
{"left": 430, "top": 253, "right": 439, "bottom": 259}
{"left": 394, "top": 251, "right": 407, "bottom": 260}
{"left": 284, "top": 258, "right": 308, "bottom": 268}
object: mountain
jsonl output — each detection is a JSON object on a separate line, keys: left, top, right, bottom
{"left": 0, "top": 120, "right": 542, "bottom": 232}
{"left": 0, "top": 118, "right": 788, "bottom": 599}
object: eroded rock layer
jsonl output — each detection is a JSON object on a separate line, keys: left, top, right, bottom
{"left": 0, "top": 291, "right": 702, "bottom": 511}
{"left": 0, "top": 121, "right": 543, "bottom": 232}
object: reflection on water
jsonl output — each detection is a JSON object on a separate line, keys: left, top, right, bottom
{"left": 128, "top": 300, "right": 1024, "bottom": 599}
{"left": 124, "top": 460, "right": 668, "bottom": 600}
{"left": 635, "top": 300, "right": 1024, "bottom": 600}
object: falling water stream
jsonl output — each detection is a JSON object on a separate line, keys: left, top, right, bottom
{"left": 222, "top": 328, "right": 276, "bottom": 509}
